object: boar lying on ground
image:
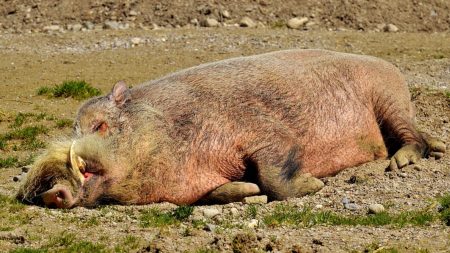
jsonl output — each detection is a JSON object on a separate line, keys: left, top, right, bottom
{"left": 17, "top": 49, "right": 445, "bottom": 208}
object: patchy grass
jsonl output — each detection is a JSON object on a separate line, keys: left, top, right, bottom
{"left": 140, "top": 206, "right": 193, "bottom": 228}
{"left": 0, "top": 156, "right": 19, "bottom": 168}
{"left": 0, "top": 154, "right": 34, "bottom": 168}
{"left": 245, "top": 204, "right": 258, "bottom": 219}
{"left": 0, "top": 125, "right": 48, "bottom": 151}
{"left": 438, "top": 193, "right": 450, "bottom": 225}
{"left": 9, "top": 112, "right": 34, "bottom": 128}
{"left": 114, "top": 235, "right": 141, "bottom": 252}
{"left": 37, "top": 80, "right": 101, "bottom": 100}
{"left": 55, "top": 118, "right": 73, "bottom": 129}
{"left": 263, "top": 204, "right": 436, "bottom": 228}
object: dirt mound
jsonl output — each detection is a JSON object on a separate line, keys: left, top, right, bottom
{"left": 1, "top": 0, "right": 450, "bottom": 33}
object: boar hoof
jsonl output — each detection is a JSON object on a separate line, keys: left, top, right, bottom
{"left": 200, "top": 181, "right": 260, "bottom": 204}
{"left": 423, "top": 134, "right": 446, "bottom": 159}
{"left": 290, "top": 173, "right": 324, "bottom": 197}
{"left": 389, "top": 144, "right": 422, "bottom": 171}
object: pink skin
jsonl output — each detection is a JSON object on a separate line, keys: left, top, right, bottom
{"left": 41, "top": 172, "right": 94, "bottom": 208}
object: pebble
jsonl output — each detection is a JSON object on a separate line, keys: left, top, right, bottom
{"left": 202, "top": 208, "right": 221, "bottom": 218}
{"left": 104, "top": 21, "right": 120, "bottom": 30}
{"left": 202, "top": 18, "right": 219, "bottom": 27}
{"left": 190, "top": 18, "right": 199, "bottom": 26}
{"left": 368, "top": 204, "right": 385, "bottom": 214}
{"left": 341, "top": 197, "right": 350, "bottom": 205}
{"left": 314, "top": 204, "right": 323, "bottom": 209}
{"left": 220, "top": 10, "right": 231, "bottom": 19}
{"left": 21, "top": 167, "right": 29, "bottom": 173}
{"left": 83, "top": 21, "right": 94, "bottom": 30}
{"left": 239, "top": 17, "right": 256, "bottom": 28}
{"left": 204, "top": 223, "right": 216, "bottom": 232}
{"left": 129, "top": 10, "right": 138, "bottom": 16}
{"left": 243, "top": 195, "right": 268, "bottom": 204}
{"left": 131, "top": 37, "right": 142, "bottom": 45}
{"left": 12, "top": 175, "right": 21, "bottom": 182}
{"left": 287, "top": 17, "right": 308, "bottom": 29}
{"left": 229, "top": 207, "right": 239, "bottom": 216}
{"left": 342, "top": 197, "right": 359, "bottom": 210}
{"left": 68, "top": 23, "right": 82, "bottom": 32}
{"left": 247, "top": 219, "right": 259, "bottom": 229}
{"left": 397, "top": 172, "right": 407, "bottom": 178}
{"left": 43, "top": 25, "right": 61, "bottom": 32}
{"left": 344, "top": 203, "right": 359, "bottom": 210}
{"left": 384, "top": 24, "right": 399, "bottom": 32}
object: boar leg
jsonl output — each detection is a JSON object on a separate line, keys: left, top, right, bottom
{"left": 257, "top": 165, "right": 324, "bottom": 200}
{"left": 198, "top": 181, "right": 261, "bottom": 204}
{"left": 390, "top": 133, "right": 446, "bottom": 170}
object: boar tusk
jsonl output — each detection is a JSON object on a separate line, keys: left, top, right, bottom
{"left": 70, "top": 141, "right": 86, "bottom": 184}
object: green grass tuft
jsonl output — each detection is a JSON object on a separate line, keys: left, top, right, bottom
{"left": 263, "top": 204, "right": 435, "bottom": 228}
{"left": 140, "top": 206, "right": 194, "bottom": 228}
{"left": 438, "top": 193, "right": 450, "bottom": 225}
{"left": 37, "top": 80, "right": 101, "bottom": 100}
{"left": 0, "top": 156, "right": 19, "bottom": 168}
{"left": 171, "top": 205, "right": 194, "bottom": 220}
{"left": 55, "top": 118, "right": 73, "bottom": 129}
{"left": 1, "top": 125, "right": 48, "bottom": 151}
{"left": 9, "top": 113, "right": 34, "bottom": 128}
{"left": 245, "top": 204, "right": 258, "bottom": 219}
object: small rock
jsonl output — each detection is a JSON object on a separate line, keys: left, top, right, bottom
{"left": 190, "top": 18, "right": 199, "bottom": 26}
{"left": 118, "top": 23, "right": 130, "bottom": 30}
{"left": 344, "top": 203, "right": 359, "bottom": 211}
{"left": 21, "top": 166, "right": 30, "bottom": 173}
{"left": 83, "top": 21, "right": 94, "bottom": 30}
{"left": 287, "top": 17, "right": 308, "bottom": 29}
{"left": 220, "top": 10, "right": 231, "bottom": 19}
{"left": 243, "top": 195, "right": 268, "bottom": 204}
{"left": 314, "top": 204, "right": 323, "bottom": 209}
{"left": 384, "top": 24, "right": 399, "bottom": 32}
{"left": 368, "top": 204, "right": 385, "bottom": 214}
{"left": 69, "top": 23, "right": 82, "bottom": 32}
{"left": 239, "top": 17, "right": 256, "bottom": 28}
{"left": 345, "top": 175, "right": 357, "bottom": 184}
{"left": 341, "top": 197, "right": 350, "bottom": 205}
{"left": 13, "top": 175, "right": 21, "bottom": 182}
{"left": 43, "top": 25, "right": 61, "bottom": 32}
{"left": 202, "top": 18, "right": 219, "bottom": 27}
{"left": 129, "top": 10, "right": 138, "bottom": 16}
{"left": 203, "top": 208, "right": 221, "bottom": 218}
{"left": 131, "top": 37, "right": 142, "bottom": 45}
{"left": 247, "top": 219, "right": 259, "bottom": 228}
{"left": 397, "top": 172, "right": 407, "bottom": 178}
{"left": 104, "top": 21, "right": 120, "bottom": 30}
{"left": 413, "top": 165, "right": 422, "bottom": 171}
{"left": 229, "top": 207, "right": 239, "bottom": 216}
{"left": 151, "top": 23, "right": 160, "bottom": 30}
{"left": 104, "top": 212, "right": 113, "bottom": 218}
{"left": 204, "top": 223, "right": 216, "bottom": 232}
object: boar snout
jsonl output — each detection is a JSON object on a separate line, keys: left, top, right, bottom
{"left": 40, "top": 185, "right": 76, "bottom": 209}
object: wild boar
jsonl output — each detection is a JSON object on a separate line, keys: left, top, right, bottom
{"left": 17, "top": 49, "right": 445, "bottom": 208}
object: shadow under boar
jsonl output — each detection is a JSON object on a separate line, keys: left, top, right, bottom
{"left": 17, "top": 49, "right": 445, "bottom": 208}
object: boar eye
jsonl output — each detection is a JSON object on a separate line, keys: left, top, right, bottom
{"left": 93, "top": 122, "right": 108, "bottom": 134}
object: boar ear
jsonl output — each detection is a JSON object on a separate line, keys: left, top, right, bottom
{"left": 108, "top": 81, "right": 131, "bottom": 107}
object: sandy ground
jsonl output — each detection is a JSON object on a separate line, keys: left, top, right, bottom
{"left": 0, "top": 26, "right": 449, "bottom": 252}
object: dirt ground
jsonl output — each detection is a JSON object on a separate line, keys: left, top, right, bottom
{"left": 1, "top": 1, "right": 450, "bottom": 253}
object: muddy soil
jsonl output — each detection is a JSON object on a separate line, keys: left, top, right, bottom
{"left": 0, "top": 3, "right": 450, "bottom": 252}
